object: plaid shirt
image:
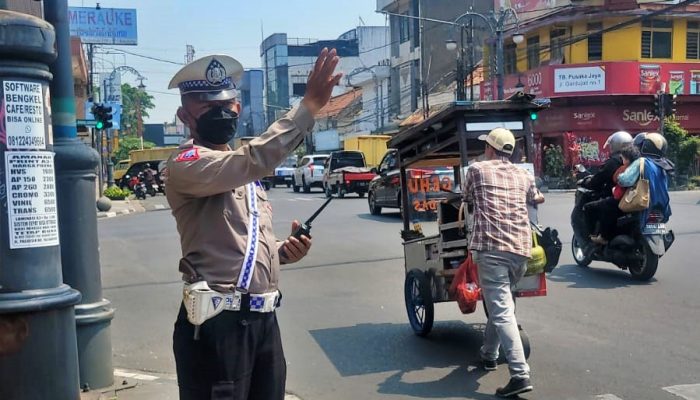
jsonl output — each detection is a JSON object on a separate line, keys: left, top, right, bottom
{"left": 464, "top": 159, "right": 537, "bottom": 258}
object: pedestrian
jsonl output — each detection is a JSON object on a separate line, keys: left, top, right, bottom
{"left": 165, "top": 49, "right": 341, "bottom": 400}
{"left": 463, "top": 128, "right": 544, "bottom": 398}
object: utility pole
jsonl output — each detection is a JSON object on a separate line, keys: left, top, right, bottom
{"left": 0, "top": 9, "right": 82, "bottom": 399}
{"left": 44, "top": 0, "right": 115, "bottom": 391}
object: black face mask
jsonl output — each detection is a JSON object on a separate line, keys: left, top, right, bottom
{"left": 195, "top": 106, "right": 238, "bottom": 145}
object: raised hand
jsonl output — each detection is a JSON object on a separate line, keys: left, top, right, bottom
{"left": 301, "top": 48, "right": 343, "bottom": 116}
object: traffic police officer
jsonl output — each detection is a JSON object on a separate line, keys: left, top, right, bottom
{"left": 166, "top": 49, "right": 341, "bottom": 399}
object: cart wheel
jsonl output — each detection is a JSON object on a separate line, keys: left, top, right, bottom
{"left": 404, "top": 269, "right": 434, "bottom": 337}
{"left": 519, "top": 325, "right": 531, "bottom": 360}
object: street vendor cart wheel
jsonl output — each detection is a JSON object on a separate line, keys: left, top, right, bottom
{"left": 404, "top": 269, "right": 434, "bottom": 337}
{"left": 519, "top": 325, "right": 531, "bottom": 360}
{"left": 483, "top": 301, "right": 531, "bottom": 360}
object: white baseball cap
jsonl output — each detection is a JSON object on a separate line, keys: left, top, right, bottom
{"left": 479, "top": 128, "right": 516, "bottom": 155}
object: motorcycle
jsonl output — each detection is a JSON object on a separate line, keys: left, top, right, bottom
{"left": 147, "top": 182, "right": 158, "bottom": 197}
{"left": 126, "top": 173, "right": 148, "bottom": 200}
{"left": 570, "top": 171, "right": 674, "bottom": 281}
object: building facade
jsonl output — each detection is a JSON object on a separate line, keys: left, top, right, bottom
{"left": 238, "top": 69, "right": 265, "bottom": 136}
{"left": 377, "top": 0, "right": 494, "bottom": 120}
{"left": 260, "top": 26, "right": 389, "bottom": 129}
{"left": 482, "top": 0, "right": 700, "bottom": 171}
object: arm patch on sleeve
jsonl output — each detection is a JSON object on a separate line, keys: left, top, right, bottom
{"left": 175, "top": 148, "right": 200, "bottom": 162}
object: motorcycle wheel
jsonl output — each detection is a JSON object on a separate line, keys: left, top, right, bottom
{"left": 628, "top": 244, "right": 659, "bottom": 281}
{"left": 571, "top": 234, "right": 593, "bottom": 267}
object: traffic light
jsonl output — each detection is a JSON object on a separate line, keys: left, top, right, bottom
{"left": 101, "top": 105, "right": 113, "bottom": 129}
{"left": 653, "top": 92, "right": 663, "bottom": 119}
{"left": 91, "top": 103, "right": 114, "bottom": 130}
{"left": 662, "top": 93, "right": 677, "bottom": 116}
{"left": 529, "top": 111, "right": 538, "bottom": 121}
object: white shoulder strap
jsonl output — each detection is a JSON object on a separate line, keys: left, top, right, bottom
{"left": 236, "top": 182, "right": 261, "bottom": 291}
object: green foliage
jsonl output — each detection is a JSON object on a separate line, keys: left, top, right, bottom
{"left": 664, "top": 118, "right": 700, "bottom": 176}
{"left": 113, "top": 136, "right": 156, "bottom": 163}
{"left": 120, "top": 83, "right": 155, "bottom": 137}
{"left": 103, "top": 186, "right": 131, "bottom": 200}
{"left": 543, "top": 144, "right": 565, "bottom": 178}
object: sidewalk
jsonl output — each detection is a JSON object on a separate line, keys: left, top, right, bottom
{"left": 97, "top": 199, "right": 145, "bottom": 219}
{"left": 79, "top": 369, "right": 302, "bottom": 399}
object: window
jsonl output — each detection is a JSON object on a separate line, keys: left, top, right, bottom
{"left": 550, "top": 28, "right": 567, "bottom": 63}
{"left": 292, "top": 83, "right": 307, "bottom": 97}
{"left": 399, "top": 13, "right": 410, "bottom": 43}
{"left": 527, "top": 36, "right": 540, "bottom": 69}
{"left": 642, "top": 19, "right": 673, "bottom": 59}
{"left": 687, "top": 21, "right": 700, "bottom": 59}
{"left": 504, "top": 43, "right": 517, "bottom": 75}
{"left": 587, "top": 22, "right": 603, "bottom": 61}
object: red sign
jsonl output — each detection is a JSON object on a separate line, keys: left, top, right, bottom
{"left": 535, "top": 103, "right": 700, "bottom": 134}
{"left": 482, "top": 61, "right": 700, "bottom": 99}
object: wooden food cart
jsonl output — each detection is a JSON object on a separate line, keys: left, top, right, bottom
{"left": 390, "top": 96, "right": 551, "bottom": 357}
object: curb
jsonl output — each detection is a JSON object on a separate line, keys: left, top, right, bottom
{"left": 97, "top": 208, "right": 139, "bottom": 219}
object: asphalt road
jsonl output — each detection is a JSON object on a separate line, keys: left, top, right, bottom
{"left": 99, "top": 188, "right": 700, "bottom": 400}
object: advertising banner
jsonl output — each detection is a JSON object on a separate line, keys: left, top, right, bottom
{"left": 690, "top": 71, "right": 700, "bottom": 95}
{"left": 554, "top": 66, "right": 605, "bottom": 93}
{"left": 68, "top": 7, "right": 138, "bottom": 45}
{"left": 640, "top": 64, "right": 661, "bottom": 94}
{"left": 669, "top": 71, "right": 685, "bottom": 95}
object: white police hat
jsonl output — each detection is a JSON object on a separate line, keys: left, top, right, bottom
{"left": 168, "top": 55, "right": 243, "bottom": 101}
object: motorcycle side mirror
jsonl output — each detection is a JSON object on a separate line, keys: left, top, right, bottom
{"left": 293, "top": 164, "right": 297, "bottom": 168}
{"left": 370, "top": 167, "right": 378, "bottom": 174}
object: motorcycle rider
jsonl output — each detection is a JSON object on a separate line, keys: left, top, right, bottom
{"left": 617, "top": 132, "right": 672, "bottom": 224}
{"left": 580, "top": 131, "right": 634, "bottom": 239}
{"left": 143, "top": 163, "right": 157, "bottom": 186}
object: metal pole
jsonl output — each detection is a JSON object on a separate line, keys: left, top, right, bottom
{"left": 0, "top": 9, "right": 82, "bottom": 399}
{"left": 373, "top": 73, "right": 379, "bottom": 132}
{"left": 44, "top": 0, "right": 115, "bottom": 391}
{"left": 469, "top": 20, "right": 475, "bottom": 101}
{"left": 496, "top": 23, "right": 505, "bottom": 100}
{"left": 457, "top": 26, "right": 466, "bottom": 101}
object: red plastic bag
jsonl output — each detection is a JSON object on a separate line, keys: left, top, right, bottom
{"left": 448, "top": 252, "right": 481, "bottom": 314}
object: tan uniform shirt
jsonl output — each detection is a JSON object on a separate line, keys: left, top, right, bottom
{"left": 166, "top": 105, "right": 314, "bottom": 293}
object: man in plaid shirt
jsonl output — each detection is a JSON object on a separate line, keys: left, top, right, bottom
{"left": 464, "top": 128, "right": 544, "bottom": 398}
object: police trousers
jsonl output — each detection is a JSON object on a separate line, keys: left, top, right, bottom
{"left": 173, "top": 304, "right": 286, "bottom": 400}
{"left": 473, "top": 250, "right": 530, "bottom": 380}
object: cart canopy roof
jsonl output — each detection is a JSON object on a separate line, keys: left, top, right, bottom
{"left": 389, "top": 97, "right": 548, "bottom": 169}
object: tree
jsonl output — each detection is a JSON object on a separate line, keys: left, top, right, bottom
{"left": 543, "top": 144, "right": 565, "bottom": 178}
{"left": 113, "top": 136, "right": 156, "bottom": 163}
{"left": 121, "top": 83, "right": 155, "bottom": 137}
{"left": 663, "top": 118, "right": 700, "bottom": 176}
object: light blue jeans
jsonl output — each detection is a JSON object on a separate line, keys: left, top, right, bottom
{"left": 472, "top": 250, "right": 530, "bottom": 380}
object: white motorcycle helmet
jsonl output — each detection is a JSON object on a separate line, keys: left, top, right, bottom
{"left": 604, "top": 131, "right": 633, "bottom": 153}
{"left": 640, "top": 132, "right": 668, "bottom": 157}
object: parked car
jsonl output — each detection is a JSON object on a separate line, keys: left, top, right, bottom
{"left": 293, "top": 154, "right": 329, "bottom": 193}
{"left": 271, "top": 155, "right": 297, "bottom": 188}
{"left": 322, "top": 151, "right": 376, "bottom": 198}
{"left": 368, "top": 149, "right": 455, "bottom": 216}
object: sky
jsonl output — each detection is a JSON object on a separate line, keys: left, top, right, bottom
{"left": 68, "top": 0, "right": 388, "bottom": 124}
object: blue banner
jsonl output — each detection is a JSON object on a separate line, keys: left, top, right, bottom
{"left": 68, "top": 7, "right": 138, "bottom": 45}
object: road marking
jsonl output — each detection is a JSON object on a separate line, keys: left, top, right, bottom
{"left": 114, "top": 368, "right": 159, "bottom": 381}
{"left": 663, "top": 384, "right": 700, "bottom": 400}
{"left": 153, "top": 204, "right": 166, "bottom": 210}
{"left": 292, "top": 197, "right": 316, "bottom": 201}
{"left": 595, "top": 395, "right": 625, "bottom": 400}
